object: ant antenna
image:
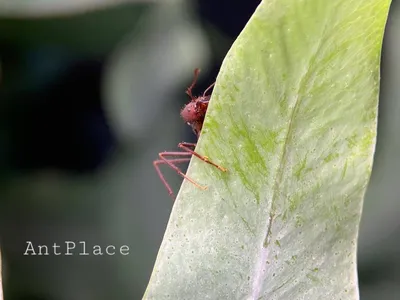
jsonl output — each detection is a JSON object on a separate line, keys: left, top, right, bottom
{"left": 185, "top": 68, "right": 200, "bottom": 101}
{"left": 203, "top": 82, "right": 215, "bottom": 97}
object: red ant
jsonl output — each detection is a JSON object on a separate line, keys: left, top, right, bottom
{"left": 153, "top": 68, "right": 227, "bottom": 199}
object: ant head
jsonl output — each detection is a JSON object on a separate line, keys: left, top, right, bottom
{"left": 180, "top": 96, "right": 209, "bottom": 123}
{"left": 180, "top": 101, "right": 198, "bottom": 123}
{"left": 181, "top": 68, "right": 213, "bottom": 124}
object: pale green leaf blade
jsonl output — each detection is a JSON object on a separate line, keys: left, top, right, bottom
{"left": 144, "top": 0, "right": 391, "bottom": 299}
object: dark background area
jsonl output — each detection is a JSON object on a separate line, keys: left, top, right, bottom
{"left": 0, "top": 0, "right": 398, "bottom": 299}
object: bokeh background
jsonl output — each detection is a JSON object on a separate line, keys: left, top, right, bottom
{"left": 0, "top": 0, "right": 398, "bottom": 299}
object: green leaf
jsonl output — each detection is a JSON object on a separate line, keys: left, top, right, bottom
{"left": 144, "top": 0, "right": 391, "bottom": 299}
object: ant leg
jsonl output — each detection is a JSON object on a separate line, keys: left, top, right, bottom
{"left": 202, "top": 82, "right": 215, "bottom": 97}
{"left": 158, "top": 152, "right": 208, "bottom": 191}
{"left": 178, "top": 142, "right": 228, "bottom": 172}
{"left": 185, "top": 68, "right": 201, "bottom": 100}
{"left": 153, "top": 157, "right": 192, "bottom": 199}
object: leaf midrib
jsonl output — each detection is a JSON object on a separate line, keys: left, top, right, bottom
{"left": 249, "top": 20, "right": 329, "bottom": 298}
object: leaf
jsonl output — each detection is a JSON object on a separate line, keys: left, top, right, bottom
{"left": 144, "top": 0, "right": 391, "bottom": 299}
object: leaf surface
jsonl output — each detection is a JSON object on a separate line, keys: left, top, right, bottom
{"left": 144, "top": 0, "right": 391, "bottom": 299}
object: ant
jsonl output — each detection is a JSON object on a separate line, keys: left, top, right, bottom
{"left": 153, "top": 68, "right": 227, "bottom": 200}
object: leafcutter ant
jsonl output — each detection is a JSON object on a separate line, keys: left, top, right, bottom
{"left": 153, "top": 68, "right": 227, "bottom": 199}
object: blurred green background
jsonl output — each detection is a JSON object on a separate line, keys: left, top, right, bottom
{"left": 0, "top": 0, "right": 398, "bottom": 299}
